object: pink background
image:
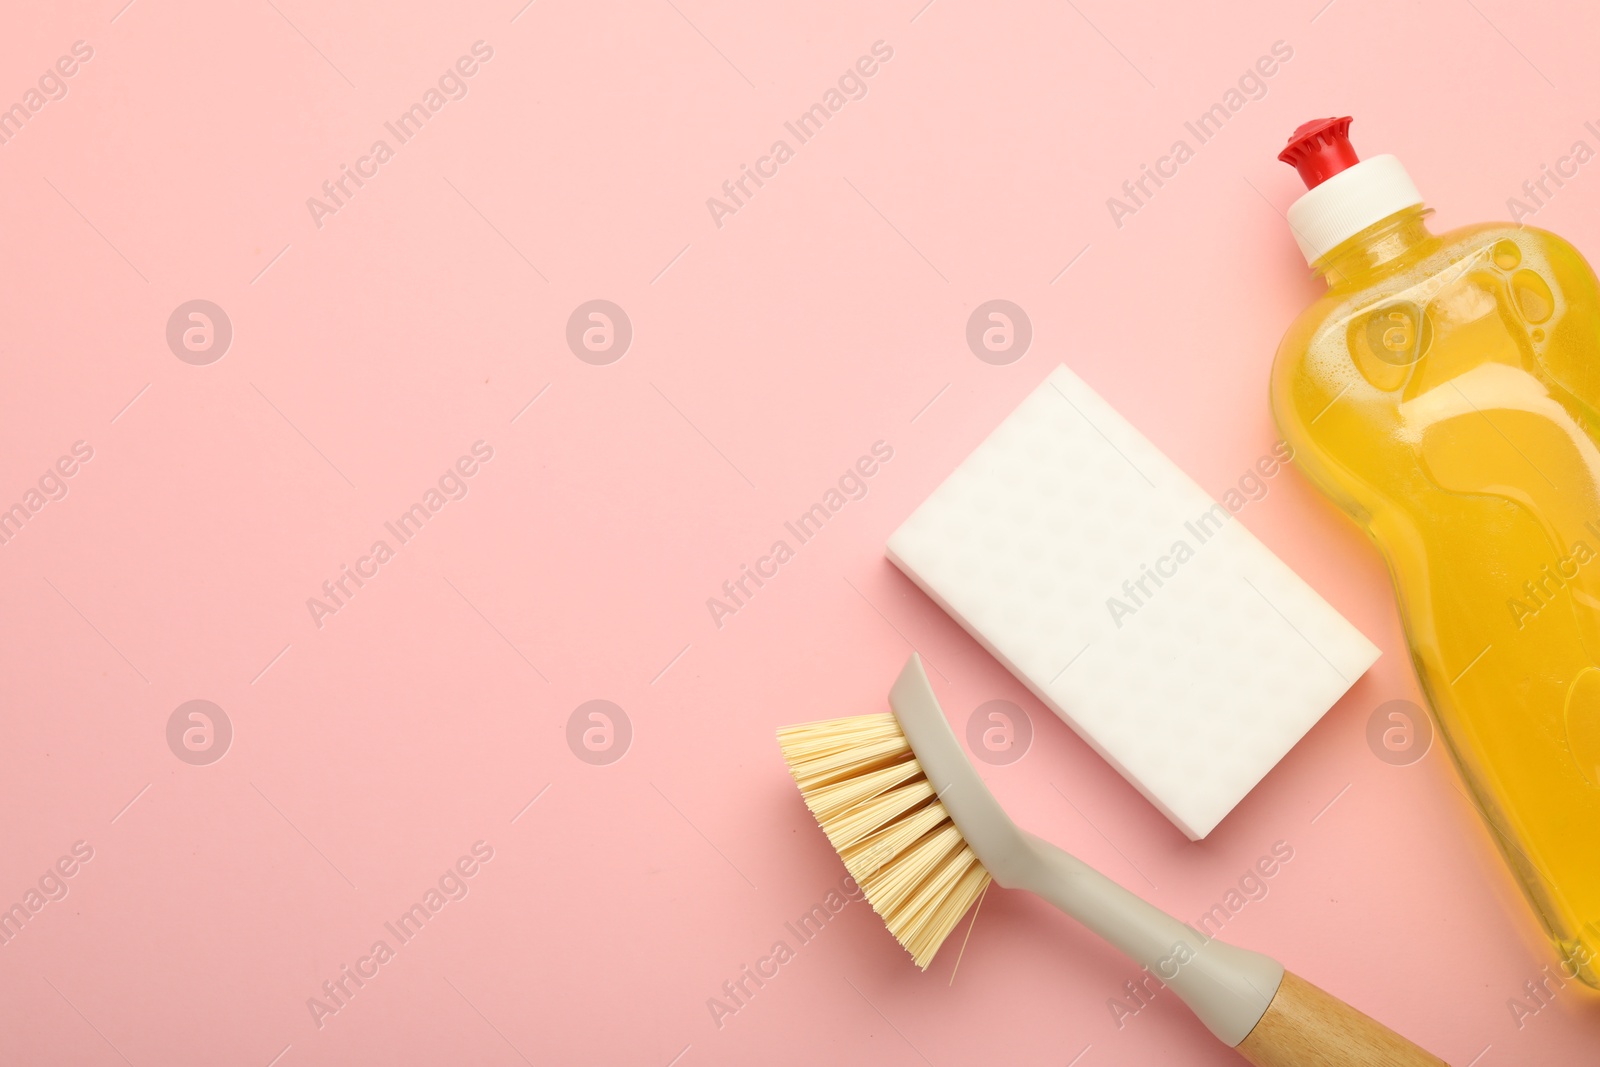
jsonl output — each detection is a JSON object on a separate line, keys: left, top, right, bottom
{"left": 2, "top": 0, "right": 1598, "bottom": 1063}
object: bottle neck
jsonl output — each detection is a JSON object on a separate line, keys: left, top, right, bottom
{"left": 1315, "top": 205, "right": 1436, "bottom": 288}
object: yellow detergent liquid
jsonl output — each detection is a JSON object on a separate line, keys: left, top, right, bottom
{"left": 1270, "top": 117, "right": 1600, "bottom": 985}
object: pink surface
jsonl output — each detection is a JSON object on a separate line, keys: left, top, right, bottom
{"left": 2, "top": 1, "right": 1597, "bottom": 1064}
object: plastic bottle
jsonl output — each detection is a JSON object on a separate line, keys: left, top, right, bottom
{"left": 1270, "top": 116, "right": 1600, "bottom": 987}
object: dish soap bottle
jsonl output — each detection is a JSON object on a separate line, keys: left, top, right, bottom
{"left": 1270, "top": 116, "right": 1600, "bottom": 987}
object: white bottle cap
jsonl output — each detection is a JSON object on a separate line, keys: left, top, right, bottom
{"left": 1285, "top": 154, "right": 1423, "bottom": 265}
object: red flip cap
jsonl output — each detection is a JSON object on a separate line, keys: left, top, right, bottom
{"left": 1278, "top": 116, "right": 1359, "bottom": 189}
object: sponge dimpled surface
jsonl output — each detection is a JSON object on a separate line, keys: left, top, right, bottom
{"left": 887, "top": 364, "right": 1380, "bottom": 839}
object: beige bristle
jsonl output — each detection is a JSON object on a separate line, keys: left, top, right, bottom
{"left": 840, "top": 801, "right": 947, "bottom": 879}
{"left": 778, "top": 713, "right": 992, "bottom": 970}
{"left": 801, "top": 759, "right": 925, "bottom": 827}
{"left": 863, "top": 823, "right": 964, "bottom": 915}
{"left": 778, "top": 715, "right": 911, "bottom": 792}
{"left": 816, "top": 779, "right": 935, "bottom": 852}
{"left": 900, "top": 855, "right": 989, "bottom": 967}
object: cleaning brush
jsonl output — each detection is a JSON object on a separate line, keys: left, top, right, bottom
{"left": 778, "top": 655, "right": 1447, "bottom": 1067}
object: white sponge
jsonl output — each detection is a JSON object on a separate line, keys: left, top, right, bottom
{"left": 887, "top": 364, "right": 1379, "bottom": 839}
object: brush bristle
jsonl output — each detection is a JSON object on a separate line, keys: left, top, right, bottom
{"left": 777, "top": 713, "right": 991, "bottom": 969}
